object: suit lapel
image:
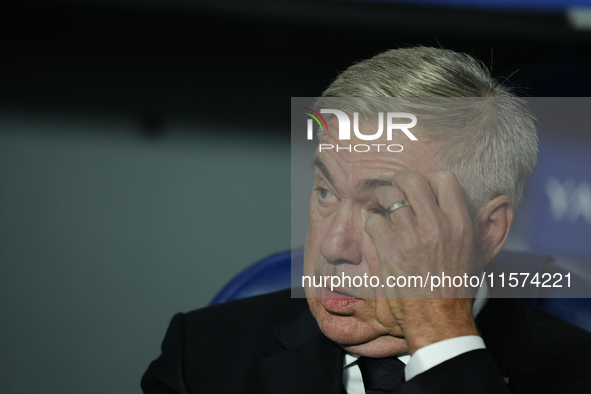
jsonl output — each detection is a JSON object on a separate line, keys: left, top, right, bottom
{"left": 477, "top": 297, "right": 538, "bottom": 392}
{"left": 259, "top": 307, "right": 345, "bottom": 394}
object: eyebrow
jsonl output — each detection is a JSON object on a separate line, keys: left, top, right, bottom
{"left": 356, "top": 178, "right": 392, "bottom": 193}
{"left": 311, "top": 155, "right": 334, "bottom": 185}
{"left": 311, "top": 155, "right": 392, "bottom": 194}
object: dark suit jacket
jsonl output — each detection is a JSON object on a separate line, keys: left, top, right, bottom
{"left": 141, "top": 289, "right": 591, "bottom": 393}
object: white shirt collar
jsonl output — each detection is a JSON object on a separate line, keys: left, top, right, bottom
{"left": 342, "top": 281, "right": 489, "bottom": 394}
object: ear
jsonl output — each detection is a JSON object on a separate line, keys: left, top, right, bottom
{"left": 473, "top": 195, "right": 514, "bottom": 264}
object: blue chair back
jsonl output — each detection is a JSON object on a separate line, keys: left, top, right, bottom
{"left": 210, "top": 249, "right": 302, "bottom": 305}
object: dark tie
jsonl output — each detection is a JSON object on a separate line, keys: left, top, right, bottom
{"left": 357, "top": 356, "right": 406, "bottom": 393}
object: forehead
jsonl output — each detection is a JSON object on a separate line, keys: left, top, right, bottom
{"left": 315, "top": 117, "right": 442, "bottom": 190}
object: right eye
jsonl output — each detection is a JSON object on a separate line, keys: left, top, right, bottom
{"left": 315, "top": 187, "right": 336, "bottom": 203}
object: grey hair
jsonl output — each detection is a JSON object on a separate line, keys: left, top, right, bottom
{"left": 314, "top": 47, "right": 538, "bottom": 216}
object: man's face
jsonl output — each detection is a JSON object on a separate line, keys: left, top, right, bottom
{"left": 304, "top": 117, "right": 443, "bottom": 357}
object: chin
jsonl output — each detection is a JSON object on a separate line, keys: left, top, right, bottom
{"left": 343, "top": 336, "right": 409, "bottom": 358}
{"left": 307, "top": 298, "right": 409, "bottom": 357}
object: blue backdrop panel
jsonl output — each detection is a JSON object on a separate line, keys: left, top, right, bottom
{"left": 529, "top": 134, "right": 591, "bottom": 257}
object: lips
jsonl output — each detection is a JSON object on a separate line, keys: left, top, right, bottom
{"left": 321, "top": 287, "right": 362, "bottom": 313}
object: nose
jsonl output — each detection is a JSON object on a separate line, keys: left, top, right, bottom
{"left": 319, "top": 208, "right": 363, "bottom": 266}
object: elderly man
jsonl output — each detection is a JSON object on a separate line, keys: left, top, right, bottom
{"left": 142, "top": 47, "right": 591, "bottom": 394}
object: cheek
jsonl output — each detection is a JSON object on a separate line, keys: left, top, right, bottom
{"left": 373, "top": 296, "right": 396, "bottom": 320}
{"left": 304, "top": 224, "right": 318, "bottom": 275}
{"left": 306, "top": 199, "right": 321, "bottom": 245}
{"left": 308, "top": 200, "right": 327, "bottom": 229}
{"left": 304, "top": 217, "right": 323, "bottom": 295}
{"left": 304, "top": 206, "right": 330, "bottom": 272}
{"left": 373, "top": 298, "right": 399, "bottom": 328}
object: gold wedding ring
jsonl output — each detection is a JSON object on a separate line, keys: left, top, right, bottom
{"left": 385, "top": 200, "right": 410, "bottom": 214}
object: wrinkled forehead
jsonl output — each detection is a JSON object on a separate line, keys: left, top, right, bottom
{"left": 316, "top": 117, "right": 442, "bottom": 182}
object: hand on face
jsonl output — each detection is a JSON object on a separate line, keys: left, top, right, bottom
{"left": 304, "top": 121, "right": 512, "bottom": 357}
{"left": 364, "top": 170, "right": 479, "bottom": 354}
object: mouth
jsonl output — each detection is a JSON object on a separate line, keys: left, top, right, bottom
{"left": 320, "top": 287, "right": 363, "bottom": 313}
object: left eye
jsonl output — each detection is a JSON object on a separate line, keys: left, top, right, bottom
{"left": 368, "top": 206, "right": 384, "bottom": 215}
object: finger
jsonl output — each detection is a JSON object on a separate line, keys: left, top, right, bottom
{"left": 364, "top": 213, "right": 401, "bottom": 274}
{"left": 372, "top": 185, "right": 417, "bottom": 231}
{"left": 390, "top": 170, "right": 441, "bottom": 226}
{"left": 423, "top": 170, "right": 471, "bottom": 220}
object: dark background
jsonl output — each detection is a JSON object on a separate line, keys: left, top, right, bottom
{"left": 3, "top": 0, "right": 591, "bottom": 125}
{"left": 1, "top": 1, "right": 590, "bottom": 393}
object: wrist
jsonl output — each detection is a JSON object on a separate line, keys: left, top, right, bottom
{"left": 406, "top": 320, "right": 479, "bottom": 354}
{"left": 399, "top": 300, "right": 478, "bottom": 355}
